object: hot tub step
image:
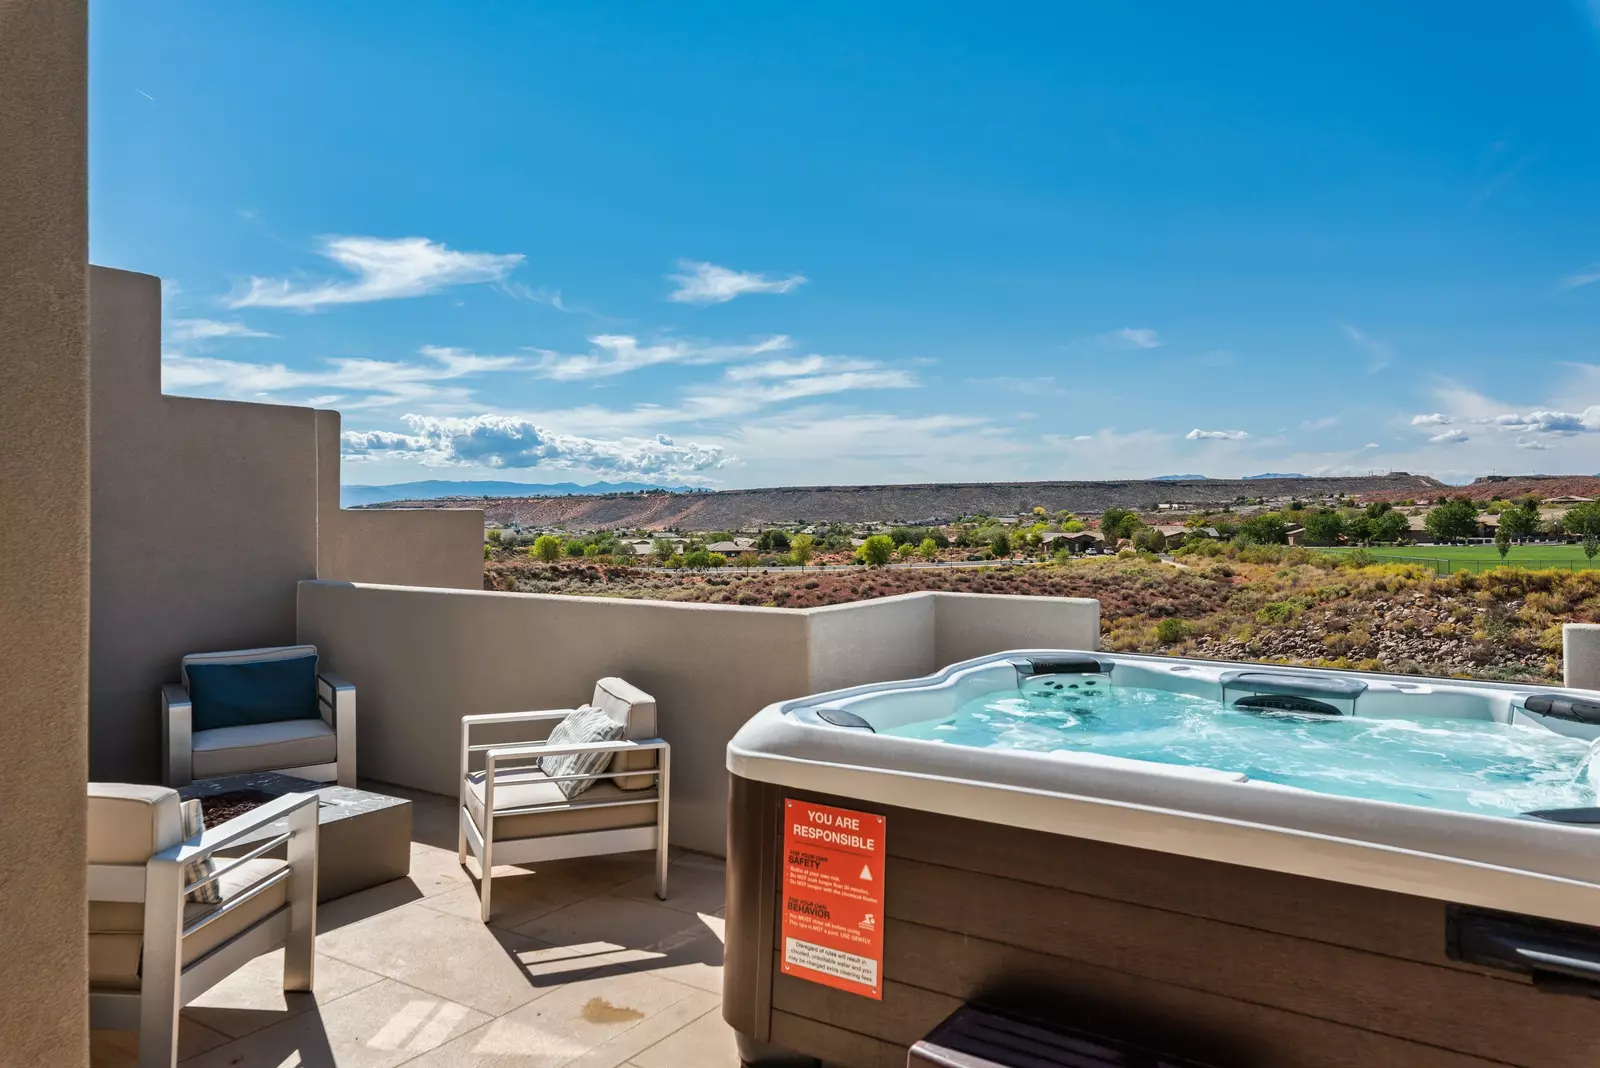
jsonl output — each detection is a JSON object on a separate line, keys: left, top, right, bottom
{"left": 908, "top": 1005, "right": 1216, "bottom": 1068}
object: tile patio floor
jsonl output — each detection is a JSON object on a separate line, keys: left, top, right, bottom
{"left": 90, "top": 782, "right": 740, "bottom": 1068}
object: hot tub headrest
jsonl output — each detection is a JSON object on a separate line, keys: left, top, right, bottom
{"left": 1008, "top": 654, "right": 1109, "bottom": 676}
{"left": 1219, "top": 670, "right": 1367, "bottom": 700}
{"left": 1523, "top": 694, "right": 1600, "bottom": 725}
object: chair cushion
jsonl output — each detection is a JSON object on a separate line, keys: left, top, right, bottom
{"left": 183, "top": 646, "right": 320, "bottom": 732}
{"left": 192, "top": 719, "right": 336, "bottom": 779}
{"left": 88, "top": 783, "right": 183, "bottom": 864}
{"left": 89, "top": 858, "right": 290, "bottom": 990}
{"left": 537, "top": 705, "right": 623, "bottom": 799}
{"left": 591, "top": 677, "right": 658, "bottom": 791}
{"left": 465, "top": 767, "right": 657, "bottom": 841}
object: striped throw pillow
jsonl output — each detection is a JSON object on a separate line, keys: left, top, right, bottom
{"left": 538, "top": 705, "right": 624, "bottom": 799}
{"left": 179, "top": 800, "right": 222, "bottom": 904}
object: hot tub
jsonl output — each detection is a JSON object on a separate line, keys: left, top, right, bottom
{"left": 722, "top": 651, "right": 1600, "bottom": 1068}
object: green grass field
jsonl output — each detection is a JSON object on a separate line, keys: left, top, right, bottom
{"left": 1322, "top": 543, "right": 1600, "bottom": 574}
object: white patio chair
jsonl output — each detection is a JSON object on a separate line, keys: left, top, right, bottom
{"left": 162, "top": 644, "right": 356, "bottom": 787}
{"left": 458, "top": 677, "right": 669, "bottom": 921}
{"left": 87, "top": 782, "right": 318, "bottom": 1068}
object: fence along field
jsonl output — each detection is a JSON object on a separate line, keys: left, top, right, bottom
{"left": 1326, "top": 543, "right": 1600, "bottom": 575}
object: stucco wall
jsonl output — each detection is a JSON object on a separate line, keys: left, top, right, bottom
{"left": 297, "top": 582, "right": 814, "bottom": 853}
{"left": 935, "top": 590, "right": 1102, "bottom": 666}
{"left": 87, "top": 268, "right": 484, "bottom": 782}
{"left": 90, "top": 267, "right": 320, "bottom": 781}
{"left": 315, "top": 409, "right": 484, "bottom": 591}
{"left": 0, "top": 0, "right": 90, "bottom": 1063}
{"left": 295, "top": 582, "right": 1100, "bottom": 855}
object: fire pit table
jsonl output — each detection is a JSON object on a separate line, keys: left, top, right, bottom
{"left": 178, "top": 772, "right": 411, "bottom": 902}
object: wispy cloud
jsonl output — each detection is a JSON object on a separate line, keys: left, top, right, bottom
{"left": 531, "top": 334, "right": 790, "bottom": 381}
{"left": 1516, "top": 439, "right": 1553, "bottom": 451}
{"left": 228, "top": 236, "right": 523, "bottom": 310}
{"left": 1299, "top": 416, "right": 1339, "bottom": 431}
{"left": 1411, "top": 413, "right": 1453, "bottom": 426}
{"left": 1429, "top": 429, "right": 1470, "bottom": 444}
{"left": 1186, "top": 428, "right": 1248, "bottom": 441}
{"left": 666, "top": 260, "right": 806, "bottom": 305}
{"left": 167, "top": 318, "right": 277, "bottom": 344}
{"left": 1340, "top": 324, "right": 1391, "bottom": 374}
{"left": 1098, "top": 327, "right": 1162, "bottom": 349}
{"left": 341, "top": 415, "right": 731, "bottom": 479}
{"left": 1561, "top": 264, "right": 1600, "bottom": 290}
{"left": 161, "top": 345, "right": 524, "bottom": 412}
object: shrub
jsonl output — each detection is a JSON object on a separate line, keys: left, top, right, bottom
{"left": 532, "top": 534, "right": 563, "bottom": 563}
{"left": 1256, "top": 601, "right": 1299, "bottom": 625}
{"left": 1155, "top": 618, "right": 1189, "bottom": 645}
{"left": 790, "top": 533, "right": 815, "bottom": 566}
{"left": 857, "top": 534, "right": 895, "bottom": 567}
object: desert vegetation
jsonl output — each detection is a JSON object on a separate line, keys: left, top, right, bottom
{"left": 483, "top": 542, "right": 1600, "bottom": 683}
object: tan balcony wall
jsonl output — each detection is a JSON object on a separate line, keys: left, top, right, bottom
{"left": 315, "top": 409, "right": 485, "bottom": 591}
{"left": 296, "top": 581, "right": 1100, "bottom": 855}
{"left": 87, "top": 266, "right": 483, "bottom": 782}
{"left": 0, "top": 1, "right": 90, "bottom": 1062}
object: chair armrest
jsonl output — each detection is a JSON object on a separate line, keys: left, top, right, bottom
{"left": 155, "top": 791, "right": 320, "bottom": 865}
{"left": 462, "top": 709, "right": 574, "bottom": 727}
{"left": 485, "top": 738, "right": 667, "bottom": 766}
{"left": 162, "top": 683, "right": 193, "bottom": 787}
{"left": 317, "top": 672, "right": 357, "bottom": 787}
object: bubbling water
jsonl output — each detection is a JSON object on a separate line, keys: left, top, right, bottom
{"left": 883, "top": 684, "right": 1600, "bottom": 818}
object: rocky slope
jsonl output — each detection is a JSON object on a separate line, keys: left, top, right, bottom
{"left": 379, "top": 473, "right": 1446, "bottom": 531}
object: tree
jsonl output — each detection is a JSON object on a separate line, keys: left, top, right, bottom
{"left": 650, "top": 537, "right": 677, "bottom": 565}
{"left": 1587, "top": 534, "right": 1600, "bottom": 562}
{"left": 1301, "top": 509, "right": 1346, "bottom": 546}
{"left": 756, "top": 529, "right": 791, "bottom": 551}
{"left": 1132, "top": 527, "right": 1166, "bottom": 553}
{"left": 1565, "top": 502, "right": 1600, "bottom": 540}
{"left": 1099, "top": 507, "right": 1137, "bottom": 542}
{"left": 1345, "top": 515, "right": 1373, "bottom": 545}
{"left": 1364, "top": 500, "right": 1394, "bottom": 519}
{"left": 565, "top": 539, "right": 587, "bottom": 558}
{"left": 1060, "top": 519, "right": 1086, "bottom": 533}
{"left": 857, "top": 534, "right": 895, "bottom": 567}
{"left": 532, "top": 534, "right": 563, "bottom": 563}
{"left": 1236, "top": 513, "right": 1289, "bottom": 546}
{"left": 989, "top": 531, "right": 1011, "bottom": 558}
{"left": 1370, "top": 509, "right": 1411, "bottom": 544}
{"left": 790, "top": 533, "right": 815, "bottom": 566}
{"left": 682, "top": 549, "right": 713, "bottom": 570}
{"left": 1495, "top": 523, "right": 1512, "bottom": 562}
{"left": 896, "top": 542, "right": 915, "bottom": 561}
{"left": 1499, "top": 498, "right": 1541, "bottom": 540}
{"left": 1425, "top": 499, "right": 1480, "bottom": 544}
{"left": 917, "top": 537, "right": 939, "bottom": 560}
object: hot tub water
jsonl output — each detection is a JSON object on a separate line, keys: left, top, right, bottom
{"left": 883, "top": 683, "right": 1600, "bottom": 818}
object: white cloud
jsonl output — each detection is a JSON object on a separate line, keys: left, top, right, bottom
{"left": 1071, "top": 435, "right": 1094, "bottom": 441}
{"left": 1340, "top": 324, "right": 1391, "bottom": 374}
{"left": 160, "top": 344, "right": 523, "bottom": 411}
{"left": 1429, "top": 429, "right": 1470, "bottom": 444}
{"left": 341, "top": 415, "right": 730, "bottom": 478}
{"left": 1363, "top": 442, "right": 1380, "bottom": 449}
{"left": 1516, "top": 439, "right": 1554, "bottom": 451}
{"left": 532, "top": 333, "right": 790, "bottom": 381}
{"left": 1099, "top": 327, "right": 1162, "bottom": 349}
{"left": 1186, "top": 428, "right": 1249, "bottom": 441}
{"left": 228, "top": 236, "right": 523, "bottom": 310}
{"left": 1411, "top": 413, "right": 1453, "bottom": 426}
{"left": 666, "top": 260, "right": 806, "bottom": 305}
{"left": 1483, "top": 408, "right": 1600, "bottom": 434}
{"left": 167, "top": 318, "right": 277, "bottom": 343}
{"left": 1300, "top": 416, "right": 1339, "bottom": 431}
{"left": 1561, "top": 265, "right": 1600, "bottom": 290}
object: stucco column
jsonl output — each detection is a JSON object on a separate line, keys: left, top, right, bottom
{"left": 1564, "top": 624, "right": 1600, "bottom": 692}
{"left": 0, "top": 0, "right": 90, "bottom": 1064}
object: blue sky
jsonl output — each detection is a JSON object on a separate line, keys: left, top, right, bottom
{"left": 91, "top": 2, "right": 1600, "bottom": 488}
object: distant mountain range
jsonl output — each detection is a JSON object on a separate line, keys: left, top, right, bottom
{"left": 1242, "top": 473, "right": 1307, "bottom": 480}
{"left": 1151, "top": 474, "right": 1207, "bottom": 481}
{"left": 341, "top": 480, "right": 685, "bottom": 508}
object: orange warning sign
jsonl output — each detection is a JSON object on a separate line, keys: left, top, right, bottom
{"left": 780, "top": 799, "right": 886, "bottom": 999}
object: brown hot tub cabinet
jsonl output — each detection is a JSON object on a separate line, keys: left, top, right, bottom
{"left": 721, "top": 651, "right": 1600, "bottom": 1068}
